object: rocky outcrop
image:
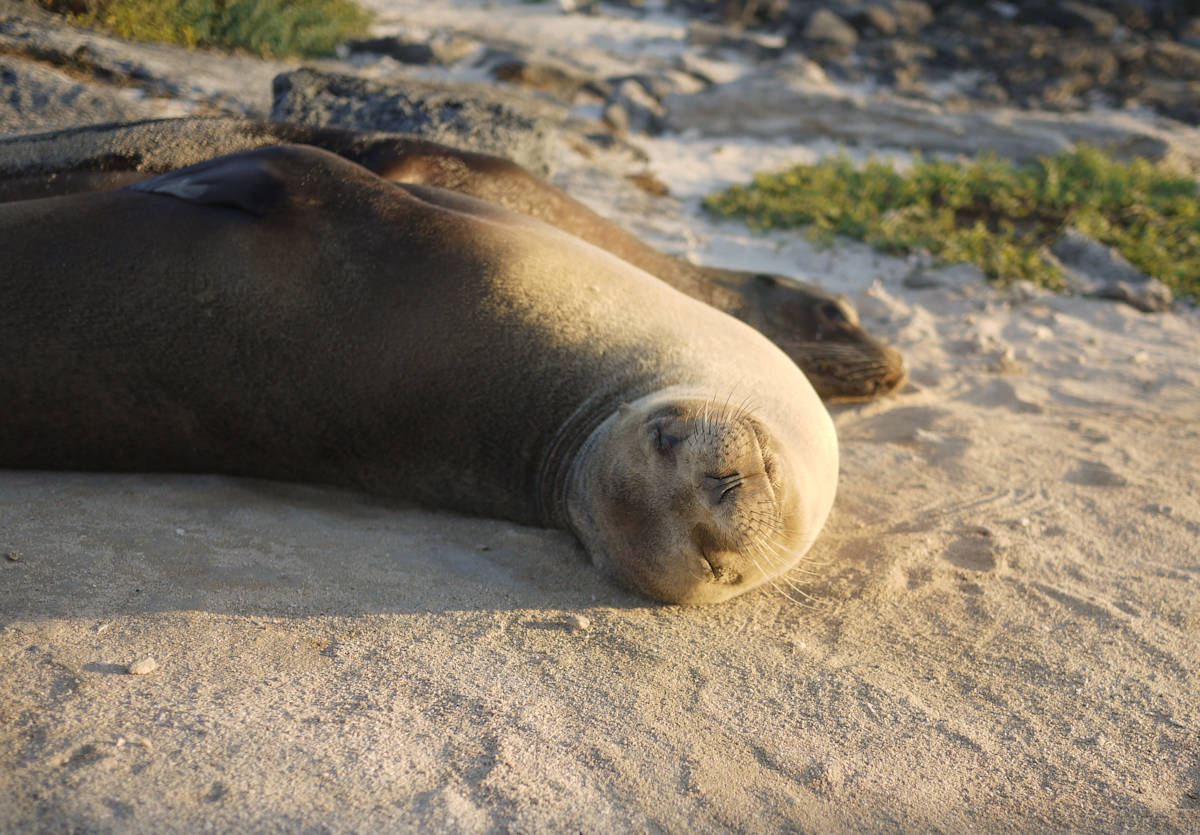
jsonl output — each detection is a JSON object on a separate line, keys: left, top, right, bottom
{"left": 0, "top": 54, "right": 155, "bottom": 135}
{"left": 664, "top": 75, "right": 1200, "bottom": 171}
{"left": 271, "top": 68, "right": 563, "bottom": 176}
{"left": 1045, "top": 228, "right": 1174, "bottom": 313}
{"left": 0, "top": 0, "right": 284, "bottom": 118}
{"left": 579, "top": 0, "right": 1200, "bottom": 126}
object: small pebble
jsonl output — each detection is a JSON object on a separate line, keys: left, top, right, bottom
{"left": 5, "top": 551, "right": 19, "bottom": 562}
{"left": 127, "top": 657, "right": 158, "bottom": 676}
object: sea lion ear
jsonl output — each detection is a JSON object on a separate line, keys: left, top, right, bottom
{"left": 128, "top": 152, "right": 288, "bottom": 216}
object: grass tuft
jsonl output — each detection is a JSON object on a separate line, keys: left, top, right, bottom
{"left": 39, "top": 0, "right": 372, "bottom": 58}
{"left": 703, "top": 147, "right": 1200, "bottom": 300}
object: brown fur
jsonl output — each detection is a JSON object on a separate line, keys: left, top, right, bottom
{"left": 0, "top": 145, "right": 838, "bottom": 604}
{"left": 0, "top": 117, "right": 905, "bottom": 400}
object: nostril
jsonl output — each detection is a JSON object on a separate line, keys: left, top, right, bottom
{"left": 699, "top": 549, "right": 741, "bottom": 584}
{"left": 692, "top": 526, "right": 743, "bottom": 585}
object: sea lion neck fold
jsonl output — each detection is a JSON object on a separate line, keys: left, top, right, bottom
{"left": 534, "top": 377, "right": 665, "bottom": 529}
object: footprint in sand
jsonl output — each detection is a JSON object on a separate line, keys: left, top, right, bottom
{"left": 959, "top": 379, "right": 1044, "bottom": 414}
{"left": 942, "top": 530, "right": 1003, "bottom": 572}
{"left": 1065, "top": 460, "right": 1129, "bottom": 487}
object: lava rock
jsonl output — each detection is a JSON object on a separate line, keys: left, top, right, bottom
{"left": 1018, "top": 2, "right": 1118, "bottom": 36}
{"left": 1047, "top": 228, "right": 1173, "bottom": 313}
{"left": 903, "top": 262, "right": 988, "bottom": 292}
{"left": 604, "top": 77, "right": 666, "bottom": 134}
{"left": 856, "top": 4, "right": 898, "bottom": 35}
{"left": 887, "top": 0, "right": 934, "bottom": 34}
{"left": 0, "top": 56, "right": 155, "bottom": 135}
{"left": 1147, "top": 40, "right": 1200, "bottom": 79}
{"left": 271, "top": 68, "right": 562, "bottom": 177}
{"left": 801, "top": 9, "right": 860, "bottom": 49}
{"left": 345, "top": 37, "right": 435, "bottom": 65}
{"left": 491, "top": 56, "right": 604, "bottom": 100}
{"left": 684, "top": 21, "right": 785, "bottom": 60}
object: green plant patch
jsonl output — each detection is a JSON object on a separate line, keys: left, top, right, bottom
{"left": 703, "top": 147, "right": 1200, "bottom": 300}
{"left": 39, "top": 0, "right": 372, "bottom": 58}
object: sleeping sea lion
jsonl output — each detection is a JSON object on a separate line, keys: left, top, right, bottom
{"left": 0, "top": 117, "right": 905, "bottom": 401}
{"left": 0, "top": 145, "right": 839, "bottom": 605}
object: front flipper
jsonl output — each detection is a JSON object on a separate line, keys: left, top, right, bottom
{"left": 126, "top": 145, "right": 325, "bottom": 216}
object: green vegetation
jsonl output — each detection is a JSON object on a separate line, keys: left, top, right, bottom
{"left": 41, "top": 0, "right": 372, "bottom": 58}
{"left": 703, "top": 147, "right": 1200, "bottom": 299}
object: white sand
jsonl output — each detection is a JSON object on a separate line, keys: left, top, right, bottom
{"left": 2, "top": 1, "right": 1199, "bottom": 831}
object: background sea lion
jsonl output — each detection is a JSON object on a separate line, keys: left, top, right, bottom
{"left": 0, "top": 117, "right": 905, "bottom": 401}
{"left": 0, "top": 145, "right": 838, "bottom": 605}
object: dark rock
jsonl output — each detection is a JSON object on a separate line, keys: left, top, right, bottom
{"left": 856, "top": 4, "right": 898, "bottom": 35}
{"left": 626, "top": 170, "right": 670, "bottom": 196}
{"left": 578, "top": 130, "right": 650, "bottom": 162}
{"left": 887, "top": 0, "right": 934, "bottom": 34}
{"left": 0, "top": 55, "right": 154, "bottom": 136}
{"left": 605, "top": 77, "right": 666, "bottom": 134}
{"left": 615, "top": 72, "right": 687, "bottom": 101}
{"left": 1114, "top": 41, "right": 1147, "bottom": 67}
{"left": 975, "top": 81, "right": 1010, "bottom": 104}
{"left": 884, "top": 61, "right": 922, "bottom": 87}
{"left": 1047, "top": 228, "right": 1173, "bottom": 313}
{"left": 675, "top": 51, "right": 749, "bottom": 85}
{"left": 345, "top": 37, "right": 435, "bottom": 65}
{"left": 1036, "top": 72, "right": 1094, "bottom": 110}
{"left": 1059, "top": 42, "right": 1119, "bottom": 83}
{"left": 491, "top": 57, "right": 604, "bottom": 100}
{"left": 602, "top": 100, "right": 629, "bottom": 134}
{"left": 271, "top": 68, "right": 562, "bottom": 177}
{"left": 664, "top": 75, "right": 1200, "bottom": 168}
{"left": 1184, "top": 16, "right": 1200, "bottom": 46}
{"left": 1133, "top": 77, "right": 1200, "bottom": 123}
{"left": 714, "top": 0, "right": 789, "bottom": 27}
{"left": 1147, "top": 40, "right": 1200, "bottom": 79}
{"left": 427, "top": 34, "right": 483, "bottom": 65}
{"left": 903, "top": 262, "right": 987, "bottom": 292}
{"left": 684, "top": 20, "right": 785, "bottom": 60}
{"left": 801, "top": 9, "right": 860, "bottom": 48}
{"left": 1017, "top": 2, "right": 1118, "bottom": 36}
{"left": 883, "top": 38, "right": 934, "bottom": 64}
{"left": 0, "top": 5, "right": 279, "bottom": 114}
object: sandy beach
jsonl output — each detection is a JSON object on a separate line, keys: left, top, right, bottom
{"left": 1, "top": 0, "right": 1198, "bottom": 830}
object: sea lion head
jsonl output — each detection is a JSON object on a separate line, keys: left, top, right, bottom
{"left": 703, "top": 267, "right": 908, "bottom": 401}
{"left": 750, "top": 273, "right": 908, "bottom": 400}
{"left": 566, "top": 387, "right": 832, "bottom": 605}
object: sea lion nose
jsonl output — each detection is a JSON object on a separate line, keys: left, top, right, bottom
{"left": 690, "top": 524, "right": 743, "bottom": 585}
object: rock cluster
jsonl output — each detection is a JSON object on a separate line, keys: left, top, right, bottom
{"left": 594, "top": 1, "right": 1200, "bottom": 125}
{"left": 271, "top": 68, "right": 563, "bottom": 176}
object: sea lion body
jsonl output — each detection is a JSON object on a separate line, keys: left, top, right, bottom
{"left": 0, "top": 117, "right": 905, "bottom": 401}
{"left": 0, "top": 145, "right": 837, "bottom": 604}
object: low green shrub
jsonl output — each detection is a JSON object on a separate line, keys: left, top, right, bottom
{"left": 40, "top": 0, "right": 371, "bottom": 58}
{"left": 704, "top": 147, "right": 1200, "bottom": 299}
